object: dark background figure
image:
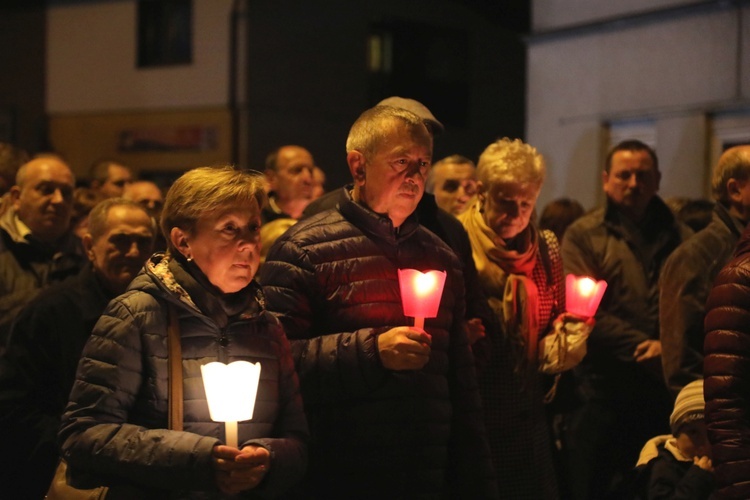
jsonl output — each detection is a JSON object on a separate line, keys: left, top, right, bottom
{"left": 123, "top": 180, "right": 164, "bottom": 220}
{"left": 0, "top": 142, "right": 30, "bottom": 197}
{"left": 0, "top": 198, "right": 155, "bottom": 499}
{"left": 69, "top": 186, "right": 105, "bottom": 241}
{"left": 660, "top": 145, "right": 750, "bottom": 396}
{"left": 311, "top": 165, "right": 326, "bottom": 200}
{"left": 123, "top": 179, "right": 167, "bottom": 251}
{"left": 262, "top": 145, "right": 316, "bottom": 223}
{"left": 560, "top": 139, "right": 693, "bottom": 499}
{"left": 665, "top": 196, "right": 715, "bottom": 233}
{"left": 538, "top": 196, "right": 585, "bottom": 244}
{"left": 260, "top": 105, "right": 497, "bottom": 498}
{"left": 87, "top": 158, "right": 134, "bottom": 198}
{"left": 0, "top": 156, "right": 84, "bottom": 350}
{"left": 426, "top": 154, "right": 478, "bottom": 217}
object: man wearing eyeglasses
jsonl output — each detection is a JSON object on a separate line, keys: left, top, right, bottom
{"left": 260, "top": 104, "right": 496, "bottom": 499}
{"left": 427, "top": 154, "right": 478, "bottom": 216}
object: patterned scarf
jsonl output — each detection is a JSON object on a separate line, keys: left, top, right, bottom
{"left": 459, "top": 201, "right": 540, "bottom": 366}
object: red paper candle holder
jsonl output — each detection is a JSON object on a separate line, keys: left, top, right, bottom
{"left": 565, "top": 274, "right": 607, "bottom": 318}
{"left": 398, "top": 269, "right": 447, "bottom": 329}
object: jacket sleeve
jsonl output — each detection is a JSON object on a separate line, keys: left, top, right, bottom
{"left": 648, "top": 457, "right": 715, "bottom": 500}
{"left": 58, "top": 296, "right": 221, "bottom": 493}
{"left": 0, "top": 298, "right": 71, "bottom": 482}
{"left": 241, "top": 317, "right": 308, "bottom": 499}
{"left": 260, "top": 238, "right": 388, "bottom": 406}
{"left": 543, "top": 229, "right": 566, "bottom": 325}
{"left": 704, "top": 258, "right": 750, "bottom": 500}
{"left": 0, "top": 288, "right": 41, "bottom": 346}
{"left": 561, "top": 222, "right": 651, "bottom": 361}
{"left": 659, "top": 248, "right": 707, "bottom": 395}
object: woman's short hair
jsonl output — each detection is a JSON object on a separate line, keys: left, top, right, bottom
{"left": 476, "top": 137, "right": 545, "bottom": 190}
{"left": 161, "top": 166, "right": 267, "bottom": 252}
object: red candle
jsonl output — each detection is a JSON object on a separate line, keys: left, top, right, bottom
{"left": 398, "top": 269, "right": 447, "bottom": 329}
{"left": 566, "top": 274, "right": 607, "bottom": 318}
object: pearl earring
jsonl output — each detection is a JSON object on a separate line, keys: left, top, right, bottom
{"left": 186, "top": 255, "right": 193, "bottom": 262}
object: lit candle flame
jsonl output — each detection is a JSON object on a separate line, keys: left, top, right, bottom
{"left": 414, "top": 272, "right": 438, "bottom": 297}
{"left": 576, "top": 277, "right": 596, "bottom": 297}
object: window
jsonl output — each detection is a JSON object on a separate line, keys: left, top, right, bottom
{"left": 137, "top": 0, "right": 192, "bottom": 68}
{"left": 368, "top": 20, "right": 470, "bottom": 128}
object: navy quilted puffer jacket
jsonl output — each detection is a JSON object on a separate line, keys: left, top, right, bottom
{"left": 59, "top": 254, "right": 308, "bottom": 499}
{"left": 260, "top": 194, "right": 497, "bottom": 499}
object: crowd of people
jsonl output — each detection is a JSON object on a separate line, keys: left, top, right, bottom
{"left": 0, "top": 97, "right": 748, "bottom": 499}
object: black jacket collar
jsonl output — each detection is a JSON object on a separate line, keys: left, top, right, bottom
{"left": 338, "top": 188, "right": 420, "bottom": 244}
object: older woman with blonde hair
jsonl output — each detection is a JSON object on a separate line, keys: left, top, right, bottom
{"left": 458, "top": 138, "right": 591, "bottom": 499}
{"left": 57, "top": 166, "right": 308, "bottom": 498}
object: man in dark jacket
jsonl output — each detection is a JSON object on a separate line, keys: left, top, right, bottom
{"left": 0, "top": 198, "right": 155, "bottom": 499}
{"left": 262, "top": 145, "right": 316, "bottom": 223}
{"left": 260, "top": 105, "right": 497, "bottom": 499}
{"left": 302, "top": 99, "right": 492, "bottom": 349}
{"left": 560, "top": 140, "right": 693, "bottom": 500}
{"left": 0, "top": 156, "right": 85, "bottom": 349}
{"left": 660, "top": 144, "right": 750, "bottom": 396}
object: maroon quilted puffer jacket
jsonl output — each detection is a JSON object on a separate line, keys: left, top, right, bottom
{"left": 704, "top": 223, "right": 750, "bottom": 499}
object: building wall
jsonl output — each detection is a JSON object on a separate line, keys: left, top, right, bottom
{"left": 43, "top": 0, "right": 526, "bottom": 188}
{"left": 527, "top": 1, "right": 750, "bottom": 210}
{"left": 242, "top": 0, "right": 526, "bottom": 189}
{"left": 47, "top": 0, "right": 232, "bottom": 112}
{"left": 533, "top": 0, "right": 706, "bottom": 31}
{"left": 44, "top": 0, "right": 233, "bottom": 179}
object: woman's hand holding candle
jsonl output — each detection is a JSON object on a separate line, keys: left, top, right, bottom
{"left": 212, "top": 444, "right": 270, "bottom": 495}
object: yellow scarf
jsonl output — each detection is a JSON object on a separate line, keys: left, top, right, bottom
{"left": 459, "top": 201, "right": 540, "bottom": 364}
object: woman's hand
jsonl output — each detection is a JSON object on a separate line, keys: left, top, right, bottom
{"left": 554, "top": 312, "right": 595, "bottom": 329}
{"left": 634, "top": 339, "right": 661, "bottom": 363}
{"left": 693, "top": 455, "right": 713, "bottom": 472}
{"left": 212, "top": 444, "right": 271, "bottom": 495}
{"left": 465, "top": 317, "right": 486, "bottom": 345}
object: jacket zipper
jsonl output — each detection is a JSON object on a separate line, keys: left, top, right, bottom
{"left": 218, "top": 327, "right": 229, "bottom": 363}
